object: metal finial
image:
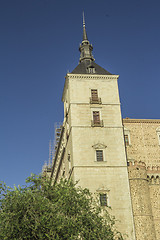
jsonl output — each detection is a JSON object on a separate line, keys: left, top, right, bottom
{"left": 83, "top": 11, "right": 85, "bottom": 27}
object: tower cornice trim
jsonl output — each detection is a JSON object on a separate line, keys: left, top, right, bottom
{"left": 66, "top": 73, "right": 119, "bottom": 80}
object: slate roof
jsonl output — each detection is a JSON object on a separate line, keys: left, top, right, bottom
{"left": 71, "top": 60, "right": 112, "bottom": 75}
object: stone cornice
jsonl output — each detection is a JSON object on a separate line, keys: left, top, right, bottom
{"left": 123, "top": 118, "right": 160, "bottom": 124}
{"left": 67, "top": 73, "right": 119, "bottom": 80}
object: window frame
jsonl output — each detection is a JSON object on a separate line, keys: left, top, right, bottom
{"left": 91, "top": 109, "right": 103, "bottom": 127}
{"left": 124, "top": 128, "right": 131, "bottom": 146}
{"left": 99, "top": 193, "right": 108, "bottom": 206}
{"left": 124, "top": 134, "right": 129, "bottom": 146}
{"left": 92, "top": 143, "right": 107, "bottom": 162}
{"left": 90, "top": 89, "right": 102, "bottom": 104}
{"left": 91, "top": 89, "right": 98, "bottom": 100}
{"left": 93, "top": 111, "right": 100, "bottom": 124}
{"left": 96, "top": 150, "right": 104, "bottom": 162}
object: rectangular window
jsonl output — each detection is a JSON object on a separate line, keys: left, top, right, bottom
{"left": 90, "top": 89, "right": 101, "bottom": 104}
{"left": 124, "top": 135, "right": 129, "bottom": 146}
{"left": 96, "top": 150, "right": 103, "bottom": 161}
{"left": 93, "top": 111, "right": 100, "bottom": 124}
{"left": 91, "top": 89, "right": 98, "bottom": 100}
{"left": 100, "top": 194, "right": 107, "bottom": 206}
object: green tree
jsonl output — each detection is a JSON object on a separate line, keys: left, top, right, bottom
{"left": 0, "top": 175, "right": 123, "bottom": 240}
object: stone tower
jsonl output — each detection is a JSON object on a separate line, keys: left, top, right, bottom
{"left": 128, "top": 161, "right": 157, "bottom": 240}
{"left": 50, "top": 17, "right": 136, "bottom": 239}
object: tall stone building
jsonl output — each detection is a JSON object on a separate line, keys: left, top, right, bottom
{"left": 44, "top": 18, "right": 160, "bottom": 240}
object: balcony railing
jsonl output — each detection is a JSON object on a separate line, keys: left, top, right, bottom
{"left": 91, "top": 120, "right": 104, "bottom": 127}
{"left": 90, "top": 97, "right": 102, "bottom": 104}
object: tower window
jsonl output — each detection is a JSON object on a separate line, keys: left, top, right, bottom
{"left": 96, "top": 150, "right": 103, "bottom": 161}
{"left": 90, "top": 89, "right": 101, "bottom": 104}
{"left": 91, "top": 89, "right": 98, "bottom": 100}
{"left": 100, "top": 193, "right": 107, "bottom": 206}
{"left": 124, "top": 135, "right": 129, "bottom": 146}
{"left": 93, "top": 111, "right": 100, "bottom": 124}
{"left": 91, "top": 111, "right": 103, "bottom": 127}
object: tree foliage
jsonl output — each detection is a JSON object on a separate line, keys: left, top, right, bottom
{"left": 0, "top": 175, "right": 123, "bottom": 239}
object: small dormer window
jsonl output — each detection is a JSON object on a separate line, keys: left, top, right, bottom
{"left": 88, "top": 66, "right": 95, "bottom": 74}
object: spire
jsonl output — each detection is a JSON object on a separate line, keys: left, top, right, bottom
{"left": 79, "top": 13, "right": 95, "bottom": 63}
{"left": 83, "top": 12, "right": 88, "bottom": 41}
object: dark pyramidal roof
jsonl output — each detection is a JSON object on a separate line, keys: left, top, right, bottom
{"left": 71, "top": 14, "right": 112, "bottom": 75}
{"left": 72, "top": 60, "right": 112, "bottom": 75}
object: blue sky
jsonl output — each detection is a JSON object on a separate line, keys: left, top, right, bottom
{"left": 0, "top": 0, "right": 160, "bottom": 187}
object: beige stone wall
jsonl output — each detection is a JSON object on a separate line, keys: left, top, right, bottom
{"left": 123, "top": 119, "right": 160, "bottom": 166}
{"left": 124, "top": 119, "right": 160, "bottom": 240}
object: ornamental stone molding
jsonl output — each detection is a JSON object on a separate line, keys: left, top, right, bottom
{"left": 92, "top": 143, "right": 107, "bottom": 149}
